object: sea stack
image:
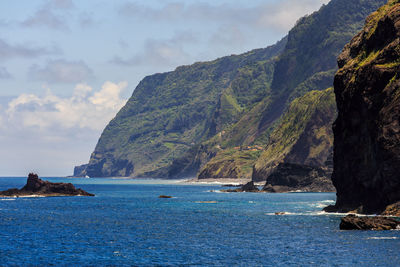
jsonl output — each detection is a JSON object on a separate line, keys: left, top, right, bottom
{"left": 0, "top": 173, "right": 94, "bottom": 197}
{"left": 326, "top": 0, "right": 400, "bottom": 214}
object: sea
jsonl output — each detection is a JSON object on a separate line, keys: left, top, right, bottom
{"left": 0, "top": 177, "right": 399, "bottom": 266}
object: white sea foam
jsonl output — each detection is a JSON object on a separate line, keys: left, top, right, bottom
{"left": 0, "top": 198, "right": 16, "bottom": 201}
{"left": 264, "top": 211, "right": 367, "bottom": 216}
{"left": 208, "top": 190, "right": 229, "bottom": 193}
{"left": 367, "top": 237, "right": 398, "bottom": 240}
{"left": 17, "top": 195, "right": 46, "bottom": 198}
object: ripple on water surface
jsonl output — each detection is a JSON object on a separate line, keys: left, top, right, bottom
{"left": 0, "top": 177, "right": 399, "bottom": 266}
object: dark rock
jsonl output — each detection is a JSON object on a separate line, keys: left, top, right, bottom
{"left": 222, "top": 181, "right": 260, "bottom": 192}
{"left": 340, "top": 215, "right": 400, "bottom": 230}
{"left": 262, "top": 163, "right": 335, "bottom": 193}
{"left": 381, "top": 201, "right": 400, "bottom": 217}
{"left": 221, "top": 184, "right": 243, "bottom": 187}
{"left": 241, "top": 181, "right": 260, "bottom": 192}
{"left": 0, "top": 173, "right": 94, "bottom": 197}
{"left": 158, "top": 195, "right": 173, "bottom": 198}
{"left": 252, "top": 89, "right": 337, "bottom": 183}
{"left": 331, "top": 1, "right": 400, "bottom": 214}
{"left": 73, "top": 164, "right": 88, "bottom": 177}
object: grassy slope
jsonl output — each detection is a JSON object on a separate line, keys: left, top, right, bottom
{"left": 79, "top": 0, "right": 386, "bottom": 179}
{"left": 82, "top": 39, "right": 286, "bottom": 177}
{"left": 252, "top": 88, "right": 336, "bottom": 181}
{"left": 194, "top": 0, "right": 386, "bottom": 179}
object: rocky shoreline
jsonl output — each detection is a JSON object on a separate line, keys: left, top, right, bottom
{"left": 0, "top": 173, "right": 94, "bottom": 197}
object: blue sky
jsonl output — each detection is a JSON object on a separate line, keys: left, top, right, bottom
{"left": 0, "top": 0, "right": 329, "bottom": 176}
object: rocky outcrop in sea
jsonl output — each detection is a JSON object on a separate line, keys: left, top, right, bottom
{"left": 0, "top": 173, "right": 94, "bottom": 197}
{"left": 262, "top": 163, "right": 335, "bottom": 193}
{"left": 340, "top": 215, "right": 400, "bottom": 230}
{"left": 222, "top": 181, "right": 260, "bottom": 192}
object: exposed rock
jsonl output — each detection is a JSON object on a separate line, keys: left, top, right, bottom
{"left": 76, "top": 37, "right": 287, "bottom": 179}
{"left": 76, "top": 0, "right": 385, "bottom": 180}
{"left": 253, "top": 88, "right": 337, "bottom": 183}
{"left": 0, "top": 173, "right": 94, "bottom": 197}
{"left": 340, "top": 215, "right": 400, "bottom": 230}
{"left": 158, "top": 195, "right": 173, "bottom": 198}
{"left": 221, "top": 184, "right": 243, "bottom": 187}
{"left": 330, "top": 0, "right": 400, "bottom": 214}
{"left": 222, "top": 181, "right": 260, "bottom": 192}
{"left": 261, "top": 163, "right": 335, "bottom": 193}
{"left": 73, "top": 164, "right": 88, "bottom": 177}
{"left": 381, "top": 202, "right": 400, "bottom": 217}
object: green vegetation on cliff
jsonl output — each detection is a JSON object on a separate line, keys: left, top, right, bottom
{"left": 253, "top": 88, "right": 336, "bottom": 181}
{"left": 78, "top": 39, "right": 287, "bottom": 177}
{"left": 328, "top": 0, "right": 400, "bottom": 213}
{"left": 76, "top": 0, "right": 387, "bottom": 179}
{"left": 192, "top": 0, "right": 385, "bottom": 180}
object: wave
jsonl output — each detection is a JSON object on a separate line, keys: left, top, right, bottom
{"left": 0, "top": 198, "right": 16, "bottom": 201}
{"left": 264, "top": 211, "right": 371, "bottom": 216}
{"left": 0, "top": 195, "right": 45, "bottom": 198}
{"left": 367, "top": 237, "right": 398, "bottom": 240}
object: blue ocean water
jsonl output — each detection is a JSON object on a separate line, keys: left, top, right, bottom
{"left": 0, "top": 177, "right": 399, "bottom": 266}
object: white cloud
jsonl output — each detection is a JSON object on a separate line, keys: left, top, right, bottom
{"left": 0, "top": 38, "right": 60, "bottom": 60}
{"left": 21, "top": 8, "right": 69, "bottom": 31}
{"left": 5, "top": 81, "right": 127, "bottom": 131}
{"left": 0, "top": 81, "right": 128, "bottom": 176}
{"left": 28, "top": 59, "right": 94, "bottom": 84}
{"left": 110, "top": 31, "right": 196, "bottom": 67}
{"left": 119, "top": 0, "right": 330, "bottom": 32}
{"left": 257, "top": 0, "right": 330, "bottom": 31}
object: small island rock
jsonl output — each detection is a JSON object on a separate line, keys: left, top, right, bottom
{"left": 222, "top": 181, "right": 260, "bottom": 192}
{"left": 0, "top": 173, "right": 94, "bottom": 197}
{"left": 340, "top": 215, "right": 400, "bottom": 230}
{"left": 159, "top": 195, "right": 173, "bottom": 198}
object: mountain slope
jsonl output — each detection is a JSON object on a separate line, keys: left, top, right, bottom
{"left": 194, "top": 0, "right": 386, "bottom": 180}
{"left": 253, "top": 88, "right": 336, "bottom": 182}
{"left": 75, "top": 0, "right": 387, "bottom": 179}
{"left": 75, "top": 38, "right": 287, "bottom": 177}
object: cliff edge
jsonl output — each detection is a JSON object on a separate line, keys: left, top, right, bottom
{"left": 328, "top": 0, "right": 400, "bottom": 214}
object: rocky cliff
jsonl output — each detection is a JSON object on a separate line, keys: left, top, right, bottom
{"left": 194, "top": 0, "right": 386, "bottom": 180}
{"left": 75, "top": 0, "right": 386, "bottom": 179}
{"left": 75, "top": 38, "right": 287, "bottom": 178}
{"left": 329, "top": 0, "right": 400, "bottom": 214}
{"left": 252, "top": 88, "right": 336, "bottom": 181}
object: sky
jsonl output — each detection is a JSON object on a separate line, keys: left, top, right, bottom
{"left": 0, "top": 0, "right": 330, "bottom": 176}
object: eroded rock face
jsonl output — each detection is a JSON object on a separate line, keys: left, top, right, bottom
{"left": 252, "top": 88, "right": 337, "bottom": 183}
{"left": 381, "top": 201, "right": 400, "bottom": 216}
{"left": 340, "top": 215, "right": 400, "bottom": 230}
{"left": 222, "top": 181, "right": 260, "bottom": 192}
{"left": 331, "top": 0, "right": 400, "bottom": 214}
{"left": 0, "top": 173, "right": 94, "bottom": 197}
{"left": 262, "top": 163, "right": 335, "bottom": 193}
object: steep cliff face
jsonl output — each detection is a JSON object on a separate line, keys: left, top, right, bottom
{"left": 76, "top": 0, "right": 387, "bottom": 179}
{"left": 252, "top": 88, "right": 337, "bottom": 182}
{"left": 75, "top": 39, "right": 286, "bottom": 178}
{"left": 192, "top": 0, "right": 386, "bottom": 180}
{"left": 331, "top": 0, "right": 400, "bottom": 213}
